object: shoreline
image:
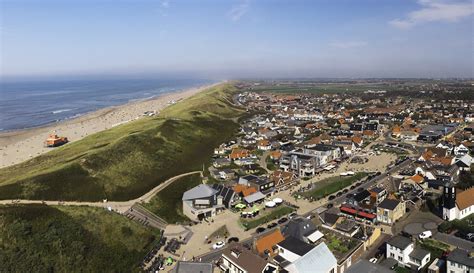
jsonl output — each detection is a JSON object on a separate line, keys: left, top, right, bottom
{"left": 0, "top": 82, "right": 222, "bottom": 168}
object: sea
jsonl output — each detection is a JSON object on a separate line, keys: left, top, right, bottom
{"left": 0, "top": 78, "right": 212, "bottom": 132}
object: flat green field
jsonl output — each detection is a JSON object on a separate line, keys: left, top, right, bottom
{"left": 0, "top": 205, "right": 160, "bottom": 272}
{"left": 0, "top": 83, "right": 244, "bottom": 201}
{"left": 142, "top": 173, "right": 202, "bottom": 224}
{"left": 300, "top": 172, "right": 368, "bottom": 200}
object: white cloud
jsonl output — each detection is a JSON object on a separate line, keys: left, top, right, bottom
{"left": 228, "top": 0, "right": 249, "bottom": 22}
{"left": 329, "top": 41, "right": 368, "bottom": 49}
{"left": 390, "top": 0, "right": 473, "bottom": 29}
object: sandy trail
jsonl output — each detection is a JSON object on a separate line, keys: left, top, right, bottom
{"left": 0, "top": 82, "right": 222, "bottom": 168}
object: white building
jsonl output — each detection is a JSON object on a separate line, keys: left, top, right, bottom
{"left": 446, "top": 248, "right": 474, "bottom": 273}
{"left": 386, "top": 236, "right": 430, "bottom": 271}
{"left": 442, "top": 186, "right": 474, "bottom": 221}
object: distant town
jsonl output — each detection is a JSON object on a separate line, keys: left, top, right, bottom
{"left": 137, "top": 80, "right": 474, "bottom": 273}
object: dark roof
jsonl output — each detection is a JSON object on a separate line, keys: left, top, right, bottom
{"left": 409, "top": 247, "right": 430, "bottom": 261}
{"left": 277, "top": 236, "right": 315, "bottom": 256}
{"left": 346, "top": 259, "right": 394, "bottom": 273}
{"left": 370, "top": 187, "right": 385, "bottom": 194}
{"left": 273, "top": 255, "right": 291, "bottom": 268}
{"left": 353, "top": 190, "right": 371, "bottom": 202}
{"left": 173, "top": 261, "right": 213, "bottom": 273}
{"left": 387, "top": 236, "right": 412, "bottom": 250}
{"left": 447, "top": 248, "right": 474, "bottom": 267}
{"left": 321, "top": 212, "right": 340, "bottom": 226}
{"left": 212, "top": 184, "right": 235, "bottom": 206}
{"left": 378, "top": 199, "right": 401, "bottom": 210}
{"left": 281, "top": 217, "right": 317, "bottom": 241}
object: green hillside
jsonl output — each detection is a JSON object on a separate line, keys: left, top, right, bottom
{"left": 0, "top": 205, "right": 160, "bottom": 272}
{"left": 0, "top": 83, "right": 244, "bottom": 201}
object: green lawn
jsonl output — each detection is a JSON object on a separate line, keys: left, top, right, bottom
{"left": 142, "top": 173, "right": 202, "bottom": 224}
{"left": 240, "top": 205, "right": 295, "bottom": 230}
{"left": 0, "top": 205, "right": 160, "bottom": 272}
{"left": 0, "top": 83, "right": 244, "bottom": 201}
{"left": 301, "top": 172, "right": 368, "bottom": 200}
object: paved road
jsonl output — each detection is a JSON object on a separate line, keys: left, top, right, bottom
{"left": 0, "top": 171, "right": 202, "bottom": 213}
{"left": 434, "top": 232, "right": 474, "bottom": 251}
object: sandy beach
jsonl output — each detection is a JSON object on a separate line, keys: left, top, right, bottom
{"left": 0, "top": 82, "right": 221, "bottom": 168}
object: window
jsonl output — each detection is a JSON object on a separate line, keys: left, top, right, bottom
{"left": 398, "top": 256, "right": 403, "bottom": 262}
{"left": 390, "top": 253, "right": 395, "bottom": 258}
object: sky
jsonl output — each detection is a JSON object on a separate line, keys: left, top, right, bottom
{"left": 1, "top": 0, "right": 473, "bottom": 79}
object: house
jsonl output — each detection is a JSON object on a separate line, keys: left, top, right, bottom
{"left": 213, "top": 158, "right": 231, "bottom": 168}
{"left": 346, "top": 259, "right": 394, "bottom": 273}
{"left": 270, "top": 170, "right": 298, "bottom": 190}
{"left": 442, "top": 186, "right": 474, "bottom": 221}
{"left": 446, "top": 248, "right": 474, "bottom": 273}
{"left": 453, "top": 144, "right": 469, "bottom": 156}
{"left": 220, "top": 243, "right": 279, "bottom": 273}
{"left": 283, "top": 242, "right": 337, "bottom": 273}
{"left": 255, "top": 229, "right": 285, "bottom": 257}
{"left": 229, "top": 148, "right": 250, "bottom": 160}
{"left": 347, "top": 189, "right": 371, "bottom": 207}
{"left": 211, "top": 184, "right": 236, "bottom": 208}
{"left": 173, "top": 261, "right": 213, "bottom": 273}
{"left": 257, "top": 139, "right": 272, "bottom": 151}
{"left": 248, "top": 177, "right": 275, "bottom": 195}
{"left": 455, "top": 154, "right": 473, "bottom": 171}
{"left": 276, "top": 236, "right": 315, "bottom": 263}
{"left": 377, "top": 199, "right": 406, "bottom": 224}
{"left": 281, "top": 217, "right": 322, "bottom": 244}
{"left": 386, "top": 236, "right": 430, "bottom": 270}
{"left": 369, "top": 187, "right": 387, "bottom": 205}
{"left": 182, "top": 184, "right": 225, "bottom": 221}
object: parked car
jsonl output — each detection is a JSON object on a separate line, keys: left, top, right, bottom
{"left": 326, "top": 203, "right": 334, "bottom": 209}
{"left": 418, "top": 231, "right": 432, "bottom": 240}
{"left": 267, "top": 223, "right": 278, "bottom": 229}
{"left": 369, "top": 258, "right": 378, "bottom": 264}
{"left": 227, "top": 237, "right": 239, "bottom": 243}
{"left": 256, "top": 227, "right": 266, "bottom": 234}
{"left": 288, "top": 212, "right": 298, "bottom": 219}
{"left": 328, "top": 195, "right": 336, "bottom": 200}
{"left": 278, "top": 217, "right": 288, "bottom": 224}
{"left": 212, "top": 241, "right": 225, "bottom": 249}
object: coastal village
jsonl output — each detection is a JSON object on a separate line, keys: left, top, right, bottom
{"left": 135, "top": 82, "right": 474, "bottom": 273}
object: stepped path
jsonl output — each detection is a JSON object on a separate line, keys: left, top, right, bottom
{"left": 0, "top": 171, "right": 202, "bottom": 213}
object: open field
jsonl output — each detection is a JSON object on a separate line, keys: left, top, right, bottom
{"left": 0, "top": 205, "right": 160, "bottom": 272}
{"left": 0, "top": 83, "right": 244, "bottom": 201}
{"left": 142, "top": 173, "right": 202, "bottom": 224}
{"left": 300, "top": 172, "right": 368, "bottom": 200}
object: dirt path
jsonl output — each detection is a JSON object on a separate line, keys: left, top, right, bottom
{"left": 0, "top": 171, "right": 202, "bottom": 213}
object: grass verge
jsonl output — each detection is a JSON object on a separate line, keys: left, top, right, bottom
{"left": 301, "top": 172, "right": 368, "bottom": 200}
{"left": 241, "top": 205, "right": 295, "bottom": 230}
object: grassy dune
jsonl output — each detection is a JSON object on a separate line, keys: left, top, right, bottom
{"left": 0, "top": 205, "right": 160, "bottom": 272}
{"left": 0, "top": 83, "right": 244, "bottom": 201}
{"left": 143, "top": 173, "right": 202, "bottom": 224}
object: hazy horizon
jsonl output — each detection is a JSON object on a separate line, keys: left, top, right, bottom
{"left": 1, "top": 0, "right": 473, "bottom": 79}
